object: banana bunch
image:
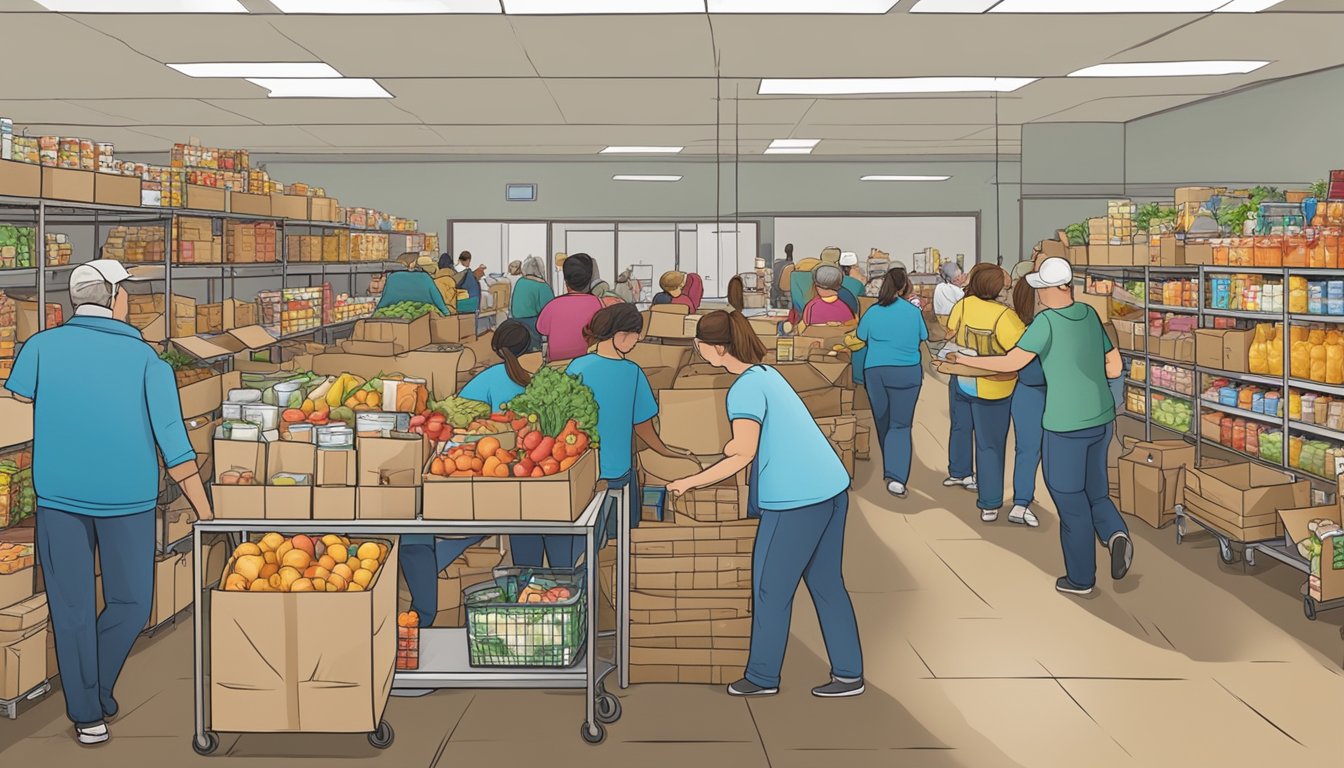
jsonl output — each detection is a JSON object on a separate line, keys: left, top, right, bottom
{"left": 319, "top": 373, "right": 366, "bottom": 409}
{"left": 833, "top": 333, "right": 865, "bottom": 353}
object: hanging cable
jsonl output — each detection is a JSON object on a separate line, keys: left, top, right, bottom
{"left": 995, "top": 92, "right": 1002, "bottom": 266}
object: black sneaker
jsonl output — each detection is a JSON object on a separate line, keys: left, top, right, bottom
{"left": 1109, "top": 533, "right": 1133, "bottom": 581}
{"left": 727, "top": 678, "right": 778, "bottom": 697}
{"left": 1055, "top": 577, "right": 1094, "bottom": 596}
{"left": 811, "top": 677, "right": 865, "bottom": 698}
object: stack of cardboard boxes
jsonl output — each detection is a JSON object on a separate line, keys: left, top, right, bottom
{"left": 128, "top": 292, "right": 196, "bottom": 340}
{"left": 101, "top": 225, "right": 166, "bottom": 263}
{"left": 0, "top": 548, "right": 47, "bottom": 705}
{"left": 174, "top": 216, "right": 222, "bottom": 264}
{"left": 225, "top": 221, "right": 277, "bottom": 264}
{"left": 286, "top": 232, "right": 348, "bottom": 264}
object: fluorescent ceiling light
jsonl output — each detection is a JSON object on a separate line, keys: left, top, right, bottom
{"left": 909, "top": 0, "right": 998, "bottom": 11}
{"left": 765, "top": 148, "right": 813, "bottom": 155}
{"left": 1215, "top": 0, "right": 1287, "bottom": 11}
{"left": 35, "top": 0, "right": 245, "bottom": 10}
{"left": 861, "top": 175, "right": 950, "bottom": 181}
{"left": 991, "top": 0, "right": 1224, "bottom": 11}
{"left": 769, "top": 139, "right": 820, "bottom": 149}
{"left": 707, "top": 1, "right": 896, "bottom": 12}
{"left": 759, "top": 77, "right": 1035, "bottom": 95}
{"left": 247, "top": 78, "right": 393, "bottom": 98}
{"left": 613, "top": 175, "right": 682, "bottom": 182}
{"left": 600, "top": 146, "right": 684, "bottom": 154}
{"left": 271, "top": 0, "right": 501, "bottom": 11}
{"left": 1069, "top": 60, "right": 1269, "bottom": 77}
{"left": 503, "top": 0, "right": 704, "bottom": 13}
{"left": 169, "top": 62, "right": 341, "bottom": 78}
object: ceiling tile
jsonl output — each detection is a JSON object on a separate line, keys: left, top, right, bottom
{"left": 80, "top": 13, "right": 311, "bottom": 63}
{"left": 546, "top": 79, "right": 719, "bottom": 124}
{"left": 0, "top": 100, "right": 137, "bottom": 126}
{"left": 301, "top": 124, "right": 454, "bottom": 148}
{"left": 64, "top": 98, "right": 259, "bottom": 125}
{"left": 380, "top": 79, "right": 567, "bottom": 124}
{"left": 204, "top": 97, "right": 419, "bottom": 125}
{"left": 801, "top": 97, "right": 1000, "bottom": 126}
{"left": 508, "top": 15, "right": 715, "bottom": 77}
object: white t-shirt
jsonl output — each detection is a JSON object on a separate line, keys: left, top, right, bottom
{"left": 933, "top": 283, "right": 965, "bottom": 316}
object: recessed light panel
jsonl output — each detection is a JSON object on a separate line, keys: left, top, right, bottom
{"left": 769, "top": 139, "right": 820, "bottom": 149}
{"left": 861, "top": 175, "right": 951, "bottom": 181}
{"left": 908, "top": 0, "right": 998, "bottom": 12}
{"left": 1068, "top": 60, "right": 1269, "bottom": 77}
{"left": 991, "top": 0, "right": 1224, "bottom": 12}
{"left": 759, "top": 77, "right": 1035, "bottom": 95}
{"left": 599, "top": 146, "right": 684, "bottom": 154}
{"left": 247, "top": 78, "right": 393, "bottom": 98}
{"left": 1214, "top": 0, "right": 1287, "bottom": 11}
{"left": 503, "top": 0, "right": 704, "bottom": 13}
{"left": 765, "top": 148, "right": 813, "bottom": 155}
{"left": 271, "top": 0, "right": 502, "bottom": 11}
{"left": 613, "top": 175, "right": 683, "bottom": 182}
{"left": 36, "top": 0, "right": 246, "bottom": 10}
{"left": 169, "top": 62, "right": 342, "bottom": 78}
{"left": 708, "top": 1, "right": 896, "bottom": 12}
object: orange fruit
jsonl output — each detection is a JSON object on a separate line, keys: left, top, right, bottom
{"left": 476, "top": 436, "right": 500, "bottom": 458}
{"left": 318, "top": 554, "right": 336, "bottom": 571}
{"left": 281, "top": 549, "right": 311, "bottom": 571}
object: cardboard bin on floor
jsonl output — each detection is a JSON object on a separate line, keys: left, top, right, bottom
{"left": 0, "top": 622, "right": 48, "bottom": 701}
{"left": 1182, "top": 462, "right": 1310, "bottom": 542}
{"left": 1280, "top": 505, "right": 1344, "bottom": 602}
{"left": 210, "top": 539, "right": 396, "bottom": 734}
{"left": 1118, "top": 440, "right": 1195, "bottom": 529}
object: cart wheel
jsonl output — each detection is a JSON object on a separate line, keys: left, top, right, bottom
{"left": 1219, "top": 540, "right": 1236, "bottom": 565}
{"left": 1304, "top": 595, "right": 1318, "bottom": 621}
{"left": 192, "top": 731, "right": 219, "bottom": 756}
{"left": 596, "top": 693, "right": 622, "bottom": 724}
{"left": 1175, "top": 516, "right": 1185, "bottom": 545}
{"left": 368, "top": 720, "right": 395, "bottom": 749}
{"left": 581, "top": 720, "right": 607, "bottom": 745}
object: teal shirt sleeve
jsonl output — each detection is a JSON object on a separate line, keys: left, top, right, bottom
{"left": 376, "top": 272, "right": 450, "bottom": 316}
{"left": 146, "top": 357, "right": 195, "bottom": 468}
{"left": 633, "top": 368, "right": 657, "bottom": 424}
{"left": 5, "top": 338, "right": 36, "bottom": 399}
{"left": 856, "top": 309, "right": 871, "bottom": 341}
{"left": 726, "top": 374, "right": 766, "bottom": 424}
{"left": 1017, "top": 313, "right": 1051, "bottom": 356}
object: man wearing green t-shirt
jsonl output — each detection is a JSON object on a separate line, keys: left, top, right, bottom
{"left": 947, "top": 257, "right": 1132, "bottom": 596}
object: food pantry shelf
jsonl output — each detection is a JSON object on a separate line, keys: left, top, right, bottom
{"left": 1203, "top": 307, "right": 1280, "bottom": 320}
{"left": 1149, "top": 303, "right": 1199, "bottom": 314}
{"left": 1290, "top": 314, "right": 1344, "bottom": 325}
{"left": 1200, "top": 398, "right": 1282, "bottom": 427}
{"left": 1289, "top": 378, "right": 1344, "bottom": 398}
{"left": 1202, "top": 266, "right": 1287, "bottom": 275}
{"left": 1200, "top": 366, "right": 1284, "bottom": 388}
{"left": 1199, "top": 436, "right": 1276, "bottom": 468}
{"left": 1290, "top": 420, "right": 1344, "bottom": 443}
{"left": 1150, "top": 383, "right": 1195, "bottom": 400}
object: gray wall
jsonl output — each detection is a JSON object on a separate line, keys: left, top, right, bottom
{"left": 264, "top": 157, "right": 1022, "bottom": 266}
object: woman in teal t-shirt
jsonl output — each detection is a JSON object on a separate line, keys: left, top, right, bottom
{"left": 375, "top": 254, "right": 451, "bottom": 316}
{"left": 856, "top": 268, "right": 928, "bottom": 499}
{"left": 667, "top": 311, "right": 863, "bottom": 700}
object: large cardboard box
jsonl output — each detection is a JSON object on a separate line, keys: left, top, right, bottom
{"left": 0, "top": 160, "right": 40, "bottom": 198}
{"left": 658, "top": 364, "right": 736, "bottom": 456}
{"left": 213, "top": 439, "right": 267, "bottom": 519}
{"left": 352, "top": 314, "right": 431, "bottom": 355}
{"left": 429, "top": 315, "right": 460, "bottom": 345}
{"left": 639, "top": 451, "right": 747, "bottom": 523}
{"left": 775, "top": 361, "right": 844, "bottom": 418}
{"left": 1222, "top": 328, "right": 1254, "bottom": 372}
{"left": 209, "top": 539, "right": 396, "bottom": 733}
{"left": 270, "top": 193, "right": 311, "bottom": 220}
{"left": 1182, "top": 462, "right": 1310, "bottom": 542}
{"left": 310, "top": 346, "right": 473, "bottom": 401}
{"left": 146, "top": 550, "right": 193, "bottom": 629}
{"left": 172, "top": 325, "right": 278, "bottom": 366}
{"left": 93, "top": 172, "right": 141, "bottom": 207}
{"left": 1158, "top": 234, "right": 1185, "bottom": 266}
{"left": 313, "top": 448, "right": 358, "bottom": 520}
{"left": 0, "top": 624, "right": 48, "bottom": 700}
{"left": 1280, "top": 505, "right": 1344, "bottom": 602}
{"left": 265, "top": 441, "right": 316, "bottom": 519}
{"left": 647, "top": 304, "right": 692, "bottom": 339}
{"left": 1118, "top": 440, "right": 1195, "bottom": 529}
{"left": 627, "top": 342, "right": 693, "bottom": 379}
{"left": 423, "top": 447, "right": 598, "bottom": 522}
{"left": 41, "top": 167, "right": 94, "bottom": 202}
{"left": 186, "top": 184, "right": 226, "bottom": 211}
{"left": 0, "top": 593, "right": 47, "bottom": 633}
{"left": 1185, "top": 242, "right": 1214, "bottom": 266}
{"left": 230, "top": 192, "right": 272, "bottom": 217}
{"left": 0, "top": 567, "right": 35, "bottom": 612}
{"left": 357, "top": 436, "right": 423, "bottom": 520}
{"left": 1077, "top": 291, "right": 1111, "bottom": 323}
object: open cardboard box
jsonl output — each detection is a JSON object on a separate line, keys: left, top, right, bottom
{"left": 264, "top": 441, "right": 316, "bottom": 519}
{"left": 357, "top": 435, "right": 424, "bottom": 520}
{"left": 1280, "top": 504, "right": 1344, "bottom": 602}
{"left": 422, "top": 446, "right": 597, "bottom": 522}
{"left": 212, "top": 439, "right": 267, "bottom": 519}
{"left": 639, "top": 449, "right": 746, "bottom": 523}
{"left": 172, "top": 325, "right": 278, "bottom": 366}
{"left": 775, "top": 361, "right": 844, "bottom": 418}
{"left": 310, "top": 345, "right": 474, "bottom": 401}
{"left": 1182, "top": 461, "right": 1310, "bottom": 542}
{"left": 1118, "top": 439, "right": 1195, "bottom": 529}
{"left": 178, "top": 370, "right": 240, "bottom": 421}
{"left": 352, "top": 313, "right": 431, "bottom": 355}
{"left": 646, "top": 303, "right": 692, "bottom": 339}
{"left": 657, "top": 365, "right": 736, "bottom": 456}
{"left": 313, "top": 448, "right": 358, "bottom": 520}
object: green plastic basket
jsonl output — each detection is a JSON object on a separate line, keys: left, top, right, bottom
{"left": 464, "top": 568, "right": 587, "bottom": 668}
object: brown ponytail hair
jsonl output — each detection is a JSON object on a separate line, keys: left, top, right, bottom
{"left": 877, "top": 267, "right": 912, "bottom": 307}
{"left": 727, "top": 275, "right": 745, "bottom": 312}
{"left": 582, "top": 303, "right": 644, "bottom": 347}
{"left": 695, "top": 310, "right": 767, "bottom": 364}
{"left": 492, "top": 320, "right": 534, "bottom": 387}
{"left": 1012, "top": 278, "right": 1037, "bottom": 325}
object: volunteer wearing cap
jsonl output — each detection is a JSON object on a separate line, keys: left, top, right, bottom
{"left": 839, "top": 252, "right": 866, "bottom": 299}
{"left": 5, "top": 261, "right": 213, "bottom": 746}
{"left": 947, "top": 257, "right": 1132, "bottom": 596}
{"left": 377, "top": 253, "right": 452, "bottom": 316}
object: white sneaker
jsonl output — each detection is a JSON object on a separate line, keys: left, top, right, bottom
{"left": 1008, "top": 505, "right": 1040, "bottom": 527}
{"left": 944, "top": 475, "right": 976, "bottom": 490}
{"left": 76, "top": 723, "right": 109, "bottom": 746}
{"left": 887, "top": 481, "right": 907, "bottom": 498}
{"left": 981, "top": 507, "right": 1000, "bottom": 523}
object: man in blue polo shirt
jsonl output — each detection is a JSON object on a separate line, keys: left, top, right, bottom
{"left": 6, "top": 260, "right": 212, "bottom": 746}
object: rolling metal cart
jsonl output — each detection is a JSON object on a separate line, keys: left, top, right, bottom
{"left": 1244, "top": 526, "right": 1344, "bottom": 621}
{"left": 0, "top": 680, "right": 51, "bottom": 720}
{"left": 190, "top": 490, "right": 628, "bottom": 754}
{"left": 1174, "top": 502, "right": 1277, "bottom": 566}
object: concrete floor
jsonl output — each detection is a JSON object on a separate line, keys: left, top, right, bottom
{"left": 3, "top": 372, "right": 1343, "bottom": 766}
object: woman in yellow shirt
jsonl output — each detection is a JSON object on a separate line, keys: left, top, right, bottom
{"left": 944, "top": 264, "right": 1024, "bottom": 522}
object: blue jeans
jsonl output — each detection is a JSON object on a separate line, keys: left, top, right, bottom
{"left": 864, "top": 365, "right": 923, "bottom": 485}
{"left": 399, "top": 535, "right": 485, "bottom": 627}
{"left": 948, "top": 382, "right": 1012, "bottom": 511}
{"left": 513, "top": 470, "right": 636, "bottom": 570}
{"left": 745, "top": 492, "right": 863, "bottom": 689}
{"left": 1011, "top": 384, "right": 1046, "bottom": 507}
{"left": 851, "top": 346, "right": 868, "bottom": 386}
{"left": 36, "top": 506, "right": 154, "bottom": 727}
{"left": 1042, "top": 423, "right": 1128, "bottom": 589}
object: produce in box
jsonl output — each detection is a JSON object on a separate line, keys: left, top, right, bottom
{"left": 372, "top": 301, "right": 441, "bottom": 320}
{"left": 220, "top": 533, "right": 388, "bottom": 593}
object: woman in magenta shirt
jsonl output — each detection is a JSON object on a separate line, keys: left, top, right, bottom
{"left": 802, "top": 264, "right": 858, "bottom": 327}
{"left": 670, "top": 272, "right": 704, "bottom": 312}
{"left": 537, "top": 253, "right": 604, "bottom": 362}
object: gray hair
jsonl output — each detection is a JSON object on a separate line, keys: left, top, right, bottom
{"left": 939, "top": 261, "right": 962, "bottom": 283}
{"left": 521, "top": 256, "right": 546, "bottom": 278}
{"left": 71, "top": 279, "right": 115, "bottom": 309}
{"left": 814, "top": 264, "right": 844, "bottom": 291}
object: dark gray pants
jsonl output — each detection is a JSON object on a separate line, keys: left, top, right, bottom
{"left": 36, "top": 506, "right": 154, "bottom": 727}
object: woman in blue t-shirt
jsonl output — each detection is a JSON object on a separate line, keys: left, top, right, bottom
{"left": 856, "top": 268, "right": 929, "bottom": 499}
{"left": 399, "top": 321, "right": 532, "bottom": 627}
{"left": 667, "top": 311, "right": 864, "bottom": 700}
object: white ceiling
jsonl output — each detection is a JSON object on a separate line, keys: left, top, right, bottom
{"left": 0, "top": 0, "right": 1339, "bottom": 157}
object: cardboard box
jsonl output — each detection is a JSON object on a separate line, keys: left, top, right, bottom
{"left": 357, "top": 436, "right": 423, "bottom": 520}
{"left": 310, "top": 197, "right": 338, "bottom": 222}
{"left": 147, "top": 550, "right": 193, "bottom": 629}
{"left": 1182, "top": 462, "right": 1310, "bottom": 542}
{"left": 230, "top": 192, "right": 272, "bottom": 217}
{"left": 213, "top": 439, "right": 267, "bottom": 519}
{"left": 0, "top": 593, "right": 47, "bottom": 633}
{"left": 423, "top": 447, "right": 598, "bottom": 522}
{"left": 1077, "top": 291, "right": 1111, "bottom": 323}
{"left": 775, "top": 361, "right": 844, "bottom": 418}
{"left": 658, "top": 367, "right": 732, "bottom": 456}
{"left": 458, "top": 314, "right": 477, "bottom": 342}
{"left": 640, "top": 451, "right": 747, "bottom": 523}
{"left": 93, "top": 172, "right": 141, "bottom": 207}
{"left": 313, "top": 448, "right": 358, "bottom": 520}
{"left": 270, "top": 193, "right": 311, "bottom": 220}
{"left": 224, "top": 299, "right": 257, "bottom": 330}
{"left": 352, "top": 314, "right": 431, "bottom": 355}
{"left": 1118, "top": 440, "right": 1195, "bottom": 529}
{"left": 429, "top": 315, "right": 460, "bottom": 345}
{"left": 172, "top": 325, "right": 278, "bottom": 364}
{"left": 264, "top": 441, "right": 316, "bottom": 519}
{"left": 40, "top": 167, "right": 94, "bottom": 202}
{"left": 160, "top": 497, "right": 197, "bottom": 549}
{"left": 627, "top": 342, "right": 692, "bottom": 380}
{"left": 0, "top": 566, "right": 35, "bottom": 612}
{"left": 1157, "top": 333, "right": 1194, "bottom": 364}
{"left": 1185, "top": 242, "right": 1213, "bottom": 266}
{"left": 1067, "top": 244, "right": 1088, "bottom": 266}
{"left": 1222, "top": 328, "right": 1254, "bottom": 372}
{"left": 1158, "top": 234, "right": 1185, "bottom": 266}
{"left": 209, "top": 540, "right": 396, "bottom": 733}
{"left": 0, "top": 160, "right": 40, "bottom": 198}
{"left": 186, "top": 184, "right": 226, "bottom": 211}
{"left": 177, "top": 369, "right": 231, "bottom": 419}
{"left": 310, "top": 346, "right": 473, "bottom": 402}
{"left": 0, "top": 624, "right": 48, "bottom": 700}
{"left": 1175, "top": 187, "right": 1217, "bottom": 208}
{"left": 1280, "top": 505, "right": 1344, "bottom": 602}
{"left": 647, "top": 304, "right": 692, "bottom": 339}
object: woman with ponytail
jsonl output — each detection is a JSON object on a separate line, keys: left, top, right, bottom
{"left": 857, "top": 268, "right": 929, "bottom": 499}
{"left": 666, "top": 311, "right": 864, "bottom": 700}
{"left": 513, "top": 305, "right": 690, "bottom": 570}
{"left": 1007, "top": 260, "right": 1047, "bottom": 527}
{"left": 398, "top": 322, "right": 537, "bottom": 627}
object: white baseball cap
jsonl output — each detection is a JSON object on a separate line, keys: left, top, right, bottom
{"left": 69, "top": 259, "right": 132, "bottom": 296}
{"left": 1025, "top": 257, "right": 1073, "bottom": 289}
{"left": 839, "top": 252, "right": 859, "bottom": 266}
